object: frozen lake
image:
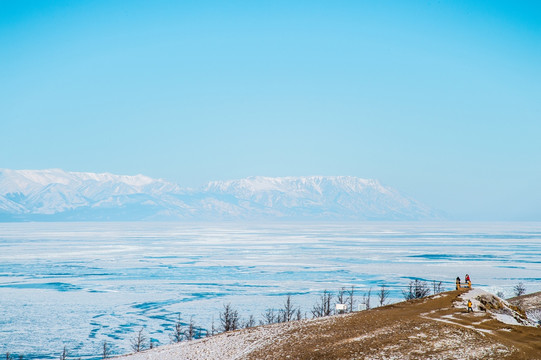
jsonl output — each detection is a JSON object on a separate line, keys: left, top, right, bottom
{"left": 1, "top": 222, "right": 540, "bottom": 358}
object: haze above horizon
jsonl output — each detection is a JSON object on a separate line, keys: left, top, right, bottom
{"left": 1, "top": 1, "right": 540, "bottom": 221}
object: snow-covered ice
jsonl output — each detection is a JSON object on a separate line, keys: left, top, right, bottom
{"left": 1, "top": 222, "right": 540, "bottom": 358}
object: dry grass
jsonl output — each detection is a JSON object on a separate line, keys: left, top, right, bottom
{"left": 119, "top": 289, "right": 541, "bottom": 360}
{"left": 509, "top": 290, "right": 541, "bottom": 312}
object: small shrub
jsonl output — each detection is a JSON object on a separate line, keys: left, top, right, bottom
{"left": 403, "top": 279, "right": 430, "bottom": 300}
{"left": 514, "top": 282, "right": 526, "bottom": 297}
{"left": 59, "top": 347, "right": 68, "bottom": 360}
{"left": 102, "top": 340, "right": 111, "bottom": 359}
{"left": 219, "top": 303, "right": 240, "bottom": 332}
{"left": 378, "top": 284, "right": 390, "bottom": 306}
{"left": 130, "top": 328, "right": 147, "bottom": 352}
{"left": 279, "top": 295, "right": 296, "bottom": 322}
{"left": 311, "top": 290, "right": 333, "bottom": 318}
{"left": 170, "top": 313, "right": 183, "bottom": 343}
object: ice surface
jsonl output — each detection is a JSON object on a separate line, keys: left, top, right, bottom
{"left": 1, "top": 222, "right": 540, "bottom": 358}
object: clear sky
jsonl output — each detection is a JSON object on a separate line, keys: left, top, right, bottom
{"left": 1, "top": 0, "right": 540, "bottom": 220}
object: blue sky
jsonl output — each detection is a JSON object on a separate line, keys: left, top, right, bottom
{"left": 1, "top": 0, "right": 540, "bottom": 220}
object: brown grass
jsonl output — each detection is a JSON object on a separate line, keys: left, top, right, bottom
{"left": 119, "top": 289, "right": 541, "bottom": 360}
{"left": 246, "top": 290, "right": 541, "bottom": 360}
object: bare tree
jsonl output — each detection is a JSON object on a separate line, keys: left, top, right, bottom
{"left": 5, "top": 353, "right": 22, "bottom": 360}
{"left": 207, "top": 316, "right": 216, "bottom": 337}
{"left": 312, "top": 290, "right": 333, "bottom": 318}
{"left": 102, "top": 340, "right": 111, "bottom": 359}
{"left": 362, "top": 287, "right": 372, "bottom": 310}
{"left": 185, "top": 316, "right": 196, "bottom": 341}
{"left": 403, "top": 280, "right": 430, "bottom": 300}
{"left": 496, "top": 291, "right": 505, "bottom": 299}
{"left": 261, "top": 308, "right": 277, "bottom": 325}
{"left": 130, "top": 328, "right": 147, "bottom": 353}
{"left": 280, "top": 295, "right": 296, "bottom": 322}
{"left": 336, "top": 287, "right": 346, "bottom": 305}
{"left": 295, "top": 308, "right": 303, "bottom": 321}
{"left": 211, "top": 315, "right": 216, "bottom": 336}
{"left": 220, "top": 303, "right": 240, "bottom": 332}
{"left": 334, "top": 287, "right": 348, "bottom": 314}
{"left": 347, "top": 285, "right": 356, "bottom": 312}
{"left": 244, "top": 315, "right": 256, "bottom": 328}
{"left": 378, "top": 283, "right": 390, "bottom": 307}
{"left": 59, "top": 347, "right": 68, "bottom": 360}
{"left": 170, "top": 313, "right": 183, "bottom": 343}
{"left": 432, "top": 280, "right": 443, "bottom": 294}
{"left": 514, "top": 282, "right": 526, "bottom": 297}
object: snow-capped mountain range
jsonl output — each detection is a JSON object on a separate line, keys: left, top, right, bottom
{"left": 0, "top": 169, "right": 441, "bottom": 221}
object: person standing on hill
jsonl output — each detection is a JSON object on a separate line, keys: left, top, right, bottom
{"left": 467, "top": 299, "right": 473, "bottom": 312}
{"left": 465, "top": 274, "right": 471, "bottom": 288}
{"left": 456, "top": 276, "right": 461, "bottom": 290}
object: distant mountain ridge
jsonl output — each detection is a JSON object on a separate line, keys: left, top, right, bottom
{"left": 0, "top": 169, "right": 441, "bottom": 221}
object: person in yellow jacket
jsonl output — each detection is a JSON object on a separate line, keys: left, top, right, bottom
{"left": 467, "top": 300, "right": 473, "bottom": 312}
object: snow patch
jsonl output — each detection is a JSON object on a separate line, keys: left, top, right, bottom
{"left": 494, "top": 313, "right": 521, "bottom": 326}
{"left": 457, "top": 289, "right": 536, "bottom": 327}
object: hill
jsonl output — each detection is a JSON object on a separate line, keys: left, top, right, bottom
{"left": 0, "top": 169, "right": 441, "bottom": 221}
{"left": 508, "top": 291, "right": 541, "bottom": 311}
{"left": 118, "top": 288, "right": 541, "bottom": 360}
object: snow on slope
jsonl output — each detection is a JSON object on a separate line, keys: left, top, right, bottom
{"left": 458, "top": 289, "right": 537, "bottom": 326}
{"left": 0, "top": 169, "right": 180, "bottom": 216}
{"left": 204, "top": 176, "right": 439, "bottom": 220}
{"left": 205, "top": 176, "right": 385, "bottom": 196}
{"left": 0, "top": 169, "right": 441, "bottom": 221}
{"left": 0, "top": 168, "right": 178, "bottom": 196}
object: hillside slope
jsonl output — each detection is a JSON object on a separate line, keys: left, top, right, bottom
{"left": 118, "top": 289, "right": 541, "bottom": 360}
{"left": 508, "top": 291, "right": 541, "bottom": 312}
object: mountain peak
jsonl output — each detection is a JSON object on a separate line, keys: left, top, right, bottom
{"left": 204, "top": 176, "right": 384, "bottom": 194}
{"left": 0, "top": 169, "right": 441, "bottom": 221}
